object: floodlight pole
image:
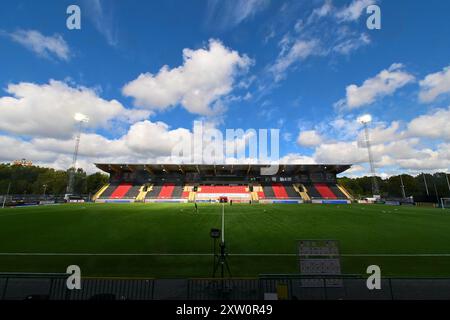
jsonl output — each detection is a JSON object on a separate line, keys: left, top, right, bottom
{"left": 362, "top": 122, "right": 380, "bottom": 196}
{"left": 422, "top": 173, "right": 429, "bottom": 196}
{"left": 2, "top": 182, "right": 11, "bottom": 209}
{"left": 446, "top": 174, "right": 450, "bottom": 195}
{"left": 67, "top": 120, "right": 84, "bottom": 195}
{"left": 43, "top": 184, "right": 47, "bottom": 197}
{"left": 400, "top": 175, "right": 406, "bottom": 199}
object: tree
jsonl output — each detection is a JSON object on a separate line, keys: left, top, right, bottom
{"left": 0, "top": 163, "right": 108, "bottom": 196}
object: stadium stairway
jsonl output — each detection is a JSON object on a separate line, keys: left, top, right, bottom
{"left": 135, "top": 185, "right": 149, "bottom": 202}
{"left": 92, "top": 184, "right": 109, "bottom": 201}
{"left": 303, "top": 184, "right": 321, "bottom": 199}
{"left": 337, "top": 184, "right": 353, "bottom": 200}
{"left": 247, "top": 185, "right": 260, "bottom": 201}
{"left": 182, "top": 185, "right": 192, "bottom": 199}
{"left": 294, "top": 184, "right": 310, "bottom": 201}
{"left": 329, "top": 185, "right": 347, "bottom": 199}
{"left": 123, "top": 185, "right": 141, "bottom": 198}
{"left": 99, "top": 183, "right": 119, "bottom": 199}
{"left": 146, "top": 185, "right": 162, "bottom": 199}
{"left": 254, "top": 185, "right": 265, "bottom": 200}
{"left": 284, "top": 185, "right": 301, "bottom": 198}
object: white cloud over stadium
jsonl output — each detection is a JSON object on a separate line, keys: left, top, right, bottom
{"left": 123, "top": 39, "right": 252, "bottom": 116}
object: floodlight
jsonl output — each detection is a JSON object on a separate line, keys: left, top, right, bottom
{"left": 357, "top": 114, "right": 372, "bottom": 124}
{"left": 74, "top": 113, "right": 89, "bottom": 123}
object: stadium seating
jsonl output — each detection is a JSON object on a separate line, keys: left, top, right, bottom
{"left": 284, "top": 185, "right": 301, "bottom": 198}
{"left": 158, "top": 183, "right": 175, "bottom": 199}
{"left": 261, "top": 184, "right": 301, "bottom": 199}
{"left": 110, "top": 183, "right": 133, "bottom": 198}
{"left": 95, "top": 181, "right": 348, "bottom": 202}
{"left": 146, "top": 185, "right": 162, "bottom": 199}
{"left": 198, "top": 186, "right": 247, "bottom": 194}
{"left": 313, "top": 183, "right": 337, "bottom": 199}
{"left": 262, "top": 185, "right": 275, "bottom": 198}
{"left": 145, "top": 183, "right": 186, "bottom": 200}
{"left": 304, "top": 184, "right": 321, "bottom": 198}
{"left": 329, "top": 185, "right": 347, "bottom": 198}
{"left": 97, "top": 182, "right": 142, "bottom": 200}
{"left": 272, "top": 183, "right": 288, "bottom": 198}
{"left": 304, "top": 183, "right": 349, "bottom": 200}
{"left": 182, "top": 191, "right": 190, "bottom": 198}
{"left": 99, "top": 183, "right": 119, "bottom": 199}
{"left": 171, "top": 185, "right": 184, "bottom": 198}
{"left": 196, "top": 185, "right": 250, "bottom": 201}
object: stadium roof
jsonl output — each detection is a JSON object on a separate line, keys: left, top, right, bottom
{"left": 95, "top": 163, "right": 352, "bottom": 175}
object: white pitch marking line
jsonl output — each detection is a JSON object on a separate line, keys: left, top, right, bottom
{"left": 1, "top": 253, "right": 450, "bottom": 257}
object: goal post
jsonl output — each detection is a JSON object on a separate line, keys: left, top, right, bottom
{"left": 440, "top": 198, "right": 450, "bottom": 209}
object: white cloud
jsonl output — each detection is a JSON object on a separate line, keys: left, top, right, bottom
{"left": 307, "top": 0, "right": 333, "bottom": 23}
{"left": 123, "top": 39, "right": 252, "bottom": 116}
{"left": 332, "top": 33, "right": 370, "bottom": 55}
{"left": 358, "top": 121, "right": 403, "bottom": 145}
{"left": 82, "top": 0, "right": 118, "bottom": 46}
{"left": 206, "top": 0, "right": 270, "bottom": 30}
{"left": 314, "top": 141, "right": 366, "bottom": 164}
{"left": 338, "top": 63, "right": 415, "bottom": 109}
{"left": 313, "top": 137, "right": 450, "bottom": 172}
{"left": 419, "top": 66, "right": 450, "bottom": 103}
{"left": 0, "top": 119, "right": 194, "bottom": 173}
{"left": 269, "top": 39, "right": 319, "bottom": 81}
{"left": 407, "top": 106, "right": 450, "bottom": 140}
{"left": 279, "top": 153, "right": 316, "bottom": 164}
{"left": 265, "top": 1, "right": 373, "bottom": 84}
{"left": 335, "top": 0, "right": 377, "bottom": 22}
{"left": 297, "top": 130, "right": 323, "bottom": 147}
{"left": 308, "top": 106, "right": 450, "bottom": 172}
{"left": 4, "top": 29, "right": 70, "bottom": 61}
{"left": 0, "top": 80, "right": 150, "bottom": 139}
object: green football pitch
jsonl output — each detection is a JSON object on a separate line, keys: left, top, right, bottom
{"left": 0, "top": 203, "right": 449, "bottom": 278}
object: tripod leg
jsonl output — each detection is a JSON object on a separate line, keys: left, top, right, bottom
{"left": 224, "top": 259, "right": 232, "bottom": 278}
{"left": 213, "top": 254, "right": 222, "bottom": 277}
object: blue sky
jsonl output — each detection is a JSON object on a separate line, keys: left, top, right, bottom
{"left": 0, "top": 0, "right": 449, "bottom": 176}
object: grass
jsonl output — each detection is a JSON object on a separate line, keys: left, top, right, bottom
{"left": 0, "top": 202, "right": 449, "bottom": 278}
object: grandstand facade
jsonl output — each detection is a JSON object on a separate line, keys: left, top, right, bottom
{"left": 93, "top": 164, "right": 353, "bottom": 204}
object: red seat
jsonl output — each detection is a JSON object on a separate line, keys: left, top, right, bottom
{"left": 198, "top": 186, "right": 247, "bottom": 194}
{"left": 271, "top": 183, "right": 288, "bottom": 199}
{"left": 110, "top": 183, "right": 132, "bottom": 199}
{"left": 314, "top": 183, "right": 337, "bottom": 199}
{"left": 158, "top": 183, "right": 175, "bottom": 199}
{"left": 182, "top": 191, "right": 190, "bottom": 198}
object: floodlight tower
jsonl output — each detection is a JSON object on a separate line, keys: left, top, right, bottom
{"left": 358, "top": 114, "right": 380, "bottom": 197}
{"left": 67, "top": 113, "right": 89, "bottom": 194}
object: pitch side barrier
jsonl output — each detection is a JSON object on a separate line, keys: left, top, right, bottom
{"left": 311, "top": 199, "right": 351, "bottom": 204}
{"left": 2, "top": 273, "right": 450, "bottom": 300}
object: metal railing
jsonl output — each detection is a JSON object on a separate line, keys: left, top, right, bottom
{"left": 1, "top": 273, "right": 450, "bottom": 300}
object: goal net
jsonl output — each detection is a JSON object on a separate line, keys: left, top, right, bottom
{"left": 440, "top": 198, "right": 450, "bottom": 209}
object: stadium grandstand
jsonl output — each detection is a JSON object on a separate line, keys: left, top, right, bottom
{"left": 93, "top": 164, "right": 353, "bottom": 204}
